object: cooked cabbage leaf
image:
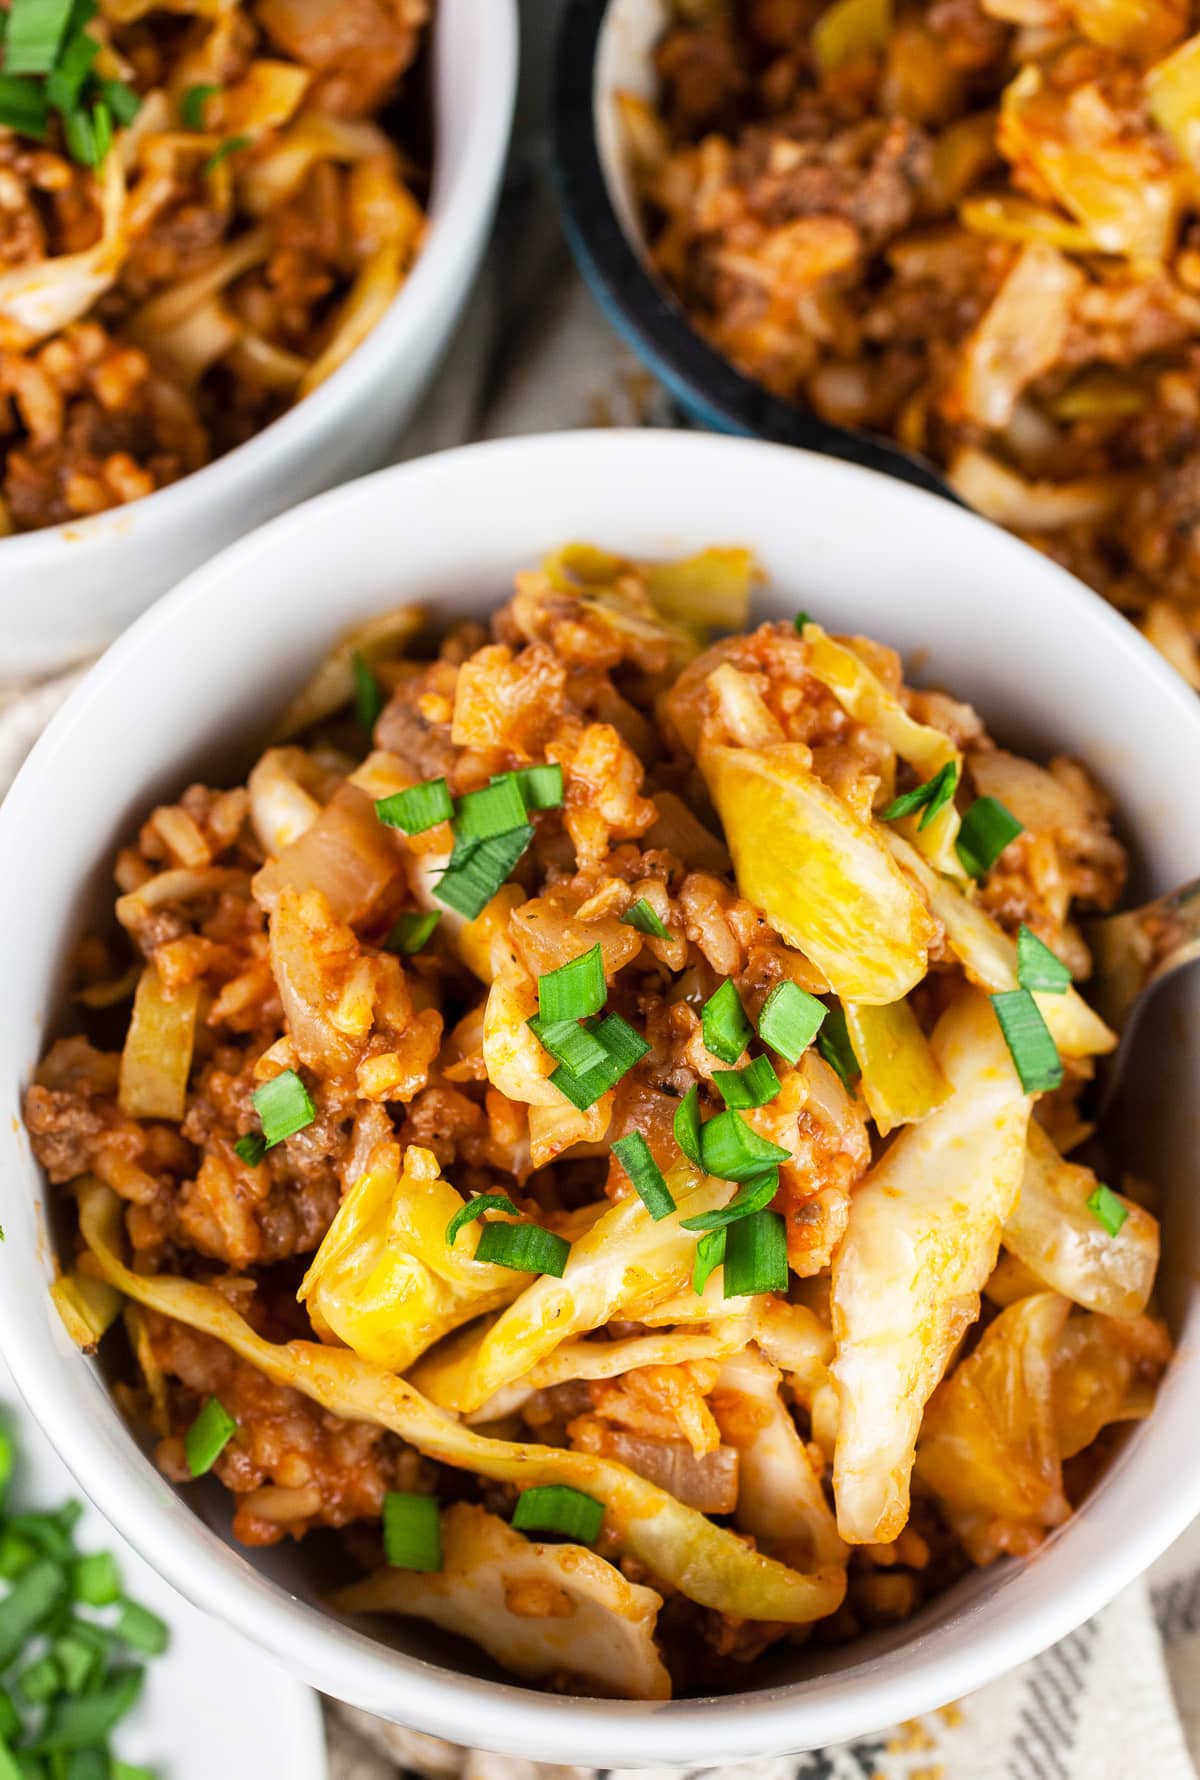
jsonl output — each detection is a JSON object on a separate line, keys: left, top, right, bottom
{"left": 843, "top": 997, "right": 950, "bottom": 1135}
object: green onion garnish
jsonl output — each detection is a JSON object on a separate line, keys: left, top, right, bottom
{"left": 0, "top": 1533, "right": 35, "bottom": 1579}
{"left": 53, "top": 1633, "right": 97, "bottom": 1695}
{"left": 444, "top": 1193, "right": 520, "bottom": 1248}
{"left": 474, "top": 1221, "right": 572, "bottom": 1277}
{"left": 19, "top": 1655, "right": 61, "bottom": 1704}
{"left": 351, "top": 650, "right": 383, "bottom": 733}
{"left": 712, "top": 1054, "right": 781, "bottom": 1109}
{"left": 99, "top": 77, "right": 139, "bottom": 124}
{"left": 701, "top": 979, "right": 752, "bottom": 1065}
{"left": 621, "top": 898, "right": 669, "bottom": 938}
{"left": 510, "top": 763, "right": 564, "bottom": 811}
{"left": 511, "top": 1485, "right": 603, "bottom": 1545}
{"left": 382, "top": 1492, "right": 441, "bottom": 1572}
{"left": 202, "top": 133, "right": 249, "bottom": 173}
{"left": 0, "top": 1561, "right": 65, "bottom": 1667}
{"left": 990, "top": 989, "right": 1063, "bottom": 1093}
{"left": 722, "top": 1208, "right": 789, "bottom": 1298}
{"left": 698, "top": 1111, "right": 790, "bottom": 1182}
{"left": 691, "top": 1228, "right": 726, "bottom": 1295}
{"left": 816, "top": 1004, "right": 859, "bottom": 1088}
{"left": 611, "top": 1132, "right": 676, "bottom": 1221}
{"left": 233, "top": 1133, "right": 266, "bottom": 1167}
{"left": 4, "top": 0, "right": 74, "bottom": 78}
{"left": 456, "top": 775, "right": 528, "bottom": 841}
{"left": 680, "top": 1168, "right": 778, "bottom": 1233}
{"left": 180, "top": 81, "right": 217, "bottom": 130}
{"left": 548, "top": 1013, "right": 649, "bottom": 1110}
{"left": 31, "top": 1665, "right": 144, "bottom": 1752}
{"left": 880, "top": 760, "right": 959, "bottom": 830}
{"left": 435, "top": 825, "right": 533, "bottom": 918}
{"left": 113, "top": 1601, "right": 167, "bottom": 1657}
{"left": 956, "top": 796, "right": 1023, "bottom": 877}
{"left": 375, "top": 777, "right": 453, "bottom": 834}
{"left": 0, "top": 74, "right": 49, "bottom": 136}
{"left": 251, "top": 1069, "right": 315, "bottom": 1147}
{"left": 1016, "top": 924, "right": 1071, "bottom": 994}
{"left": 674, "top": 1084, "right": 703, "bottom": 1167}
{"left": 72, "top": 1552, "right": 120, "bottom": 1606}
{"left": 757, "top": 980, "right": 826, "bottom": 1064}
{"left": 44, "top": 30, "right": 96, "bottom": 114}
{"left": 183, "top": 1396, "right": 236, "bottom": 1478}
{"left": 793, "top": 610, "right": 812, "bottom": 633}
{"left": 537, "top": 944, "right": 606, "bottom": 1024}
{"left": 1086, "top": 1182, "right": 1128, "bottom": 1238}
{"left": 0, "top": 1690, "right": 16, "bottom": 1744}
{"left": 527, "top": 1013, "right": 607, "bottom": 1076}
{"left": 383, "top": 910, "right": 440, "bottom": 955}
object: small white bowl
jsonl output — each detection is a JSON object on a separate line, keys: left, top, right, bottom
{"left": 1, "top": 431, "right": 1198, "bottom": 1766}
{"left": 0, "top": 0, "right": 517, "bottom": 679}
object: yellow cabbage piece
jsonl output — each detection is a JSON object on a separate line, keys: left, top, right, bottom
{"left": 1148, "top": 33, "right": 1200, "bottom": 167}
{"left": 333, "top": 1503, "right": 671, "bottom": 1699}
{"left": 843, "top": 997, "right": 950, "bottom": 1135}
{"left": 831, "top": 987, "right": 1033, "bottom": 1543}
{"left": 914, "top": 1291, "right": 1071, "bottom": 1559}
{"left": 884, "top": 831, "right": 1116, "bottom": 1057}
{"left": 78, "top": 1181, "right": 844, "bottom": 1626}
{"left": 703, "top": 742, "right": 934, "bottom": 1004}
{"left": 273, "top": 605, "right": 424, "bottom": 738}
{"left": 0, "top": 153, "right": 126, "bottom": 342}
{"left": 951, "top": 241, "right": 1083, "bottom": 431}
{"left": 959, "top": 194, "right": 1095, "bottom": 252}
{"left": 411, "top": 1166, "right": 736, "bottom": 1415}
{"left": 1003, "top": 1123, "right": 1159, "bottom": 1318}
{"left": 50, "top": 1271, "right": 122, "bottom": 1351}
{"left": 298, "top": 1146, "right": 528, "bottom": 1373}
{"left": 1052, "top": 1311, "right": 1156, "bottom": 1458}
{"left": 813, "top": 0, "right": 893, "bottom": 72}
{"left": 118, "top": 966, "right": 200, "bottom": 1121}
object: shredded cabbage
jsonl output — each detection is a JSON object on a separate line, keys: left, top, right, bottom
{"left": 843, "top": 997, "right": 950, "bottom": 1134}
{"left": 118, "top": 966, "right": 200, "bottom": 1121}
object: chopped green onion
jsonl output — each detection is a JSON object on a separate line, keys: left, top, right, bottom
{"left": 0, "top": 1562, "right": 67, "bottom": 1667}
{"left": 183, "top": 1396, "right": 236, "bottom": 1478}
{"left": 673, "top": 1084, "right": 703, "bottom": 1167}
{"left": 510, "top": 763, "right": 564, "bottom": 811}
{"left": 512, "top": 1486, "right": 603, "bottom": 1545}
{"left": 435, "top": 825, "right": 532, "bottom": 919}
{"left": 375, "top": 777, "right": 453, "bottom": 834}
{"left": 98, "top": 77, "right": 138, "bottom": 124}
{"left": 680, "top": 1169, "right": 778, "bottom": 1233}
{"left": 455, "top": 776, "right": 528, "bottom": 841}
{"left": 757, "top": 981, "right": 826, "bottom": 1064}
{"left": 537, "top": 944, "right": 606, "bottom": 1024}
{"left": 1086, "top": 1182, "right": 1128, "bottom": 1238}
{"left": 527, "top": 1013, "right": 607, "bottom": 1077}
{"left": 31, "top": 1665, "right": 143, "bottom": 1751}
{"left": 180, "top": 81, "right": 217, "bottom": 130}
{"left": 71, "top": 1553, "right": 120, "bottom": 1607}
{"left": 1016, "top": 925, "right": 1071, "bottom": 994}
{"left": 382, "top": 1492, "right": 441, "bottom": 1571}
{"left": 474, "top": 1222, "right": 571, "bottom": 1277}
{"left": 956, "top": 796, "right": 1023, "bottom": 877}
{"left": 0, "top": 1535, "right": 34, "bottom": 1580}
{"left": 621, "top": 898, "right": 668, "bottom": 938}
{"left": 6, "top": 1512, "right": 70, "bottom": 1564}
{"left": 44, "top": 30, "right": 97, "bottom": 114}
{"left": 251, "top": 1069, "right": 315, "bottom": 1147}
{"left": 722, "top": 1208, "right": 789, "bottom": 1298}
{"left": 701, "top": 979, "right": 752, "bottom": 1065}
{"left": 351, "top": 651, "right": 383, "bottom": 733}
{"left": 698, "top": 1111, "right": 790, "bottom": 1183}
{"left": 793, "top": 610, "right": 812, "bottom": 633}
{"left": 383, "top": 910, "right": 439, "bottom": 955}
{"left": 233, "top": 1133, "right": 266, "bottom": 1167}
{"left": 113, "top": 1602, "right": 167, "bottom": 1657}
{"left": 51, "top": 1635, "right": 97, "bottom": 1696}
{"left": 0, "top": 75, "right": 49, "bottom": 137}
{"left": 111, "top": 1765, "right": 157, "bottom": 1780}
{"left": 611, "top": 1132, "right": 676, "bottom": 1221}
{"left": 0, "top": 1691, "right": 17, "bottom": 1743}
{"left": 18, "top": 1658, "right": 61, "bottom": 1706}
{"left": 691, "top": 1227, "right": 726, "bottom": 1295}
{"left": 201, "top": 133, "right": 249, "bottom": 173}
{"left": 64, "top": 1752, "right": 108, "bottom": 1780}
{"left": 990, "top": 989, "right": 1063, "bottom": 1094}
{"left": 0, "top": 1425, "right": 12, "bottom": 1511}
{"left": 444, "top": 1193, "right": 520, "bottom": 1248}
{"left": 816, "top": 1004, "right": 859, "bottom": 1088}
{"left": 89, "top": 96, "right": 111, "bottom": 162}
{"left": 549, "top": 1013, "right": 649, "bottom": 1111}
{"left": 61, "top": 104, "right": 95, "bottom": 166}
{"left": 880, "top": 760, "right": 959, "bottom": 830}
{"left": 712, "top": 1054, "right": 781, "bottom": 1109}
{"left": 4, "top": 0, "right": 74, "bottom": 77}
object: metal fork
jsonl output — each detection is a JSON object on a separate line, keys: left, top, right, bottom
{"left": 1085, "top": 877, "right": 1200, "bottom": 1113}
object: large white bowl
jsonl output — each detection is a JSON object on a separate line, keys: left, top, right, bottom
{"left": 0, "top": 0, "right": 517, "bottom": 679}
{"left": 1, "top": 431, "right": 1198, "bottom": 1766}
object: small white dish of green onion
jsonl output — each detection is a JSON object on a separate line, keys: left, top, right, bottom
{"left": 0, "top": 1353, "right": 326, "bottom": 1780}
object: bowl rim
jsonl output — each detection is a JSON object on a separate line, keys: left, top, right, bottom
{"left": 552, "top": 0, "right": 953, "bottom": 500}
{"left": 3, "top": 429, "right": 1200, "bottom": 1764}
{"left": 0, "top": 0, "right": 518, "bottom": 569}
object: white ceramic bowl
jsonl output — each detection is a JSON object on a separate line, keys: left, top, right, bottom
{"left": 1, "top": 431, "right": 1198, "bottom": 1766}
{"left": 0, "top": 0, "right": 517, "bottom": 679}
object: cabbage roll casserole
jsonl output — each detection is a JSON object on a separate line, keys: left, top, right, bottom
{"left": 25, "top": 549, "right": 1168, "bottom": 1699}
{"left": 627, "top": 0, "right": 1200, "bottom": 684}
{"left": 0, "top": 0, "right": 428, "bottom": 533}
